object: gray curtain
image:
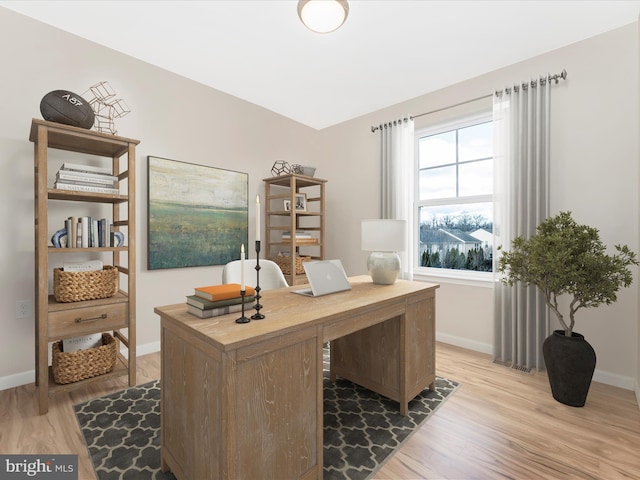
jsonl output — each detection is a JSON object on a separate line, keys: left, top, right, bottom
{"left": 493, "top": 78, "right": 550, "bottom": 370}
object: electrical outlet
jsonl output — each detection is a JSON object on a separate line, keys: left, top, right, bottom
{"left": 16, "top": 300, "right": 33, "bottom": 319}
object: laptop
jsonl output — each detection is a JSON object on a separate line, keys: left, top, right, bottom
{"left": 292, "top": 259, "right": 352, "bottom": 297}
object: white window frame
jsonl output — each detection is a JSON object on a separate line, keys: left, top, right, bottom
{"left": 413, "top": 112, "right": 493, "bottom": 287}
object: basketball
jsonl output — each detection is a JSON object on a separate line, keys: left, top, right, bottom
{"left": 40, "top": 90, "right": 95, "bottom": 129}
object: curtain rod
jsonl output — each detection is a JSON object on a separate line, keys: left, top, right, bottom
{"left": 370, "top": 69, "right": 567, "bottom": 133}
{"left": 495, "top": 68, "right": 567, "bottom": 96}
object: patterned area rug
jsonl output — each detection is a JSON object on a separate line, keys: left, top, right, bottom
{"left": 75, "top": 359, "right": 459, "bottom": 480}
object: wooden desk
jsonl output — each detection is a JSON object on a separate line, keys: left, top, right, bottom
{"left": 154, "top": 276, "right": 438, "bottom": 480}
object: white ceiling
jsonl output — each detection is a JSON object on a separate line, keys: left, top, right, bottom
{"left": 2, "top": 0, "right": 639, "bottom": 129}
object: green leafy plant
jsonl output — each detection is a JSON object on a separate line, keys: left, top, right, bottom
{"left": 497, "top": 212, "right": 638, "bottom": 336}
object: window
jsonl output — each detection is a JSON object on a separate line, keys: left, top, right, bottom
{"left": 415, "top": 114, "right": 493, "bottom": 276}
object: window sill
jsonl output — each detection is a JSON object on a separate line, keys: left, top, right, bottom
{"left": 412, "top": 269, "right": 494, "bottom": 288}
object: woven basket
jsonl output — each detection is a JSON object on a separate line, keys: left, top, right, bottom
{"left": 53, "top": 266, "right": 118, "bottom": 302}
{"left": 274, "top": 254, "right": 311, "bottom": 275}
{"left": 52, "top": 333, "right": 117, "bottom": 384}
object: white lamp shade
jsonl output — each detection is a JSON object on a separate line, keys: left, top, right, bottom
{"left": 297, "top": 0, "right": 349, "bottom": 34}
{"left": 361, "top": 219, "right": 406, "bottom": 252}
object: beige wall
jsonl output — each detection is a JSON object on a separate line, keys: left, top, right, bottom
{"left": 0, "top": 8, "right": 320, "bottom": 386}
{"left": 320, "top": 22, "right": 639, "bottom": 390}
{"left": 0, "top": 8, "right": 638, "bottom": 395}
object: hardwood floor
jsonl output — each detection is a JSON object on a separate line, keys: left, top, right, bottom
{"left": 1, "top": 342, "right": 639, "bottom": 479}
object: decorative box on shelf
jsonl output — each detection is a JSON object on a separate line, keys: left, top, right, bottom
{"left": 51, "top": 333, "right": 117, "bottom": 384}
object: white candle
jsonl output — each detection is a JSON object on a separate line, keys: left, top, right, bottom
{"left": 256, "top": 195, "right": 261, "bottom": 241}
{"left": 240, "top": 244, "right": 245, "bottom": 291}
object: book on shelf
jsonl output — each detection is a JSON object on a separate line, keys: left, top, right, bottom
{"left": 282, "top": 230, "right": 313, "bottom": 239}
{"left": 79, "top": 216, "right": 90, "bottom": 248}
{"left": 56, "top": 169, "right": 118, "bottom": 185}
{"left": 187, "top": 303, "right": 247, "bottom": 318}
{"left": 66, "top": 216, "right": 77, "bottom": 249}
{"left": 92, "top": 218, "right": 98, "bottom": 246}
{"left": 54, "top": 181, "right": 119, "bottom": 195}
{"left": 186, "top": 294, "right": 255, "bottom": 310}
{"left": 55, "top": 176, "right": 117, "bottom": 189}
{"left": 97, "top": 219, "right": 110, "bottom": 247}
{"left": 62, "top": 333, "right": 103, "bottom": 353}
{"left": 61, "top": 162, "right": 112, "bottom": 176}
{"left": 194, "top": 283, "right": 256, "bottom": 301}
{"left": 292, "top": 238, "right": 319, "bottom": 244}
{"left": 63, "top": 259, "right": 103, "bottom": 272}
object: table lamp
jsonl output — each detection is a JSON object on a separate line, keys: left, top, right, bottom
{"left": 361, "top": 219, "right": 406, "bottom": 285}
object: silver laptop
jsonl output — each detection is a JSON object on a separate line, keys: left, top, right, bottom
{"left": 292, "top": 259, "right": 352, "bottom": 297}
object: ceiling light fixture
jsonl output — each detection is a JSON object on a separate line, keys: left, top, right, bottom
{"left": 297, "top": 0, "right": 349, "bottom": 34}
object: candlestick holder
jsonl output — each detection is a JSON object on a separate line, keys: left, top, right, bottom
{"left": 251, "top": 240, "right": 265, "bottom": 319}
{"left": 235, "top": 290, "right": 250, "bottom": 323}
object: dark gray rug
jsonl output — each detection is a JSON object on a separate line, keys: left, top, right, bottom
{"left": 74, "top": 358, "right": 459, "bottom": 480}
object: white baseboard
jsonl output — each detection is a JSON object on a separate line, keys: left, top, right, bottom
{"left": 0, "top": 370, "right": 35, "bottom": 392}
{"left": 435, "top": 332, "right": 493, "bottom": 355}
{"left": 435, "top": 332, "right": 636, "bottom": 392}
{"left": 0, "top": 340, "right": 162, "bottom": 392}
{"left": 592, "top": 369, "right": 635, "bottom": 391}
{"left": 137, "top": 340, "right": 160, "bottom": 357}
{"left": 635, "top": 380, "right": 640, "bottom": 409}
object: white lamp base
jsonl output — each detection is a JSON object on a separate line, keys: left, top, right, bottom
{"left": 367, "top": 251, "right": 401, "bottom": 285}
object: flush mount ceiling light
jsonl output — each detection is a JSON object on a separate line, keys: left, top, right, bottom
{"left": 297, "top": 0, "right": 349, "bottom": 34}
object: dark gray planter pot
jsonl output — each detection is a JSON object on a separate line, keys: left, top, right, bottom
{"left": 542, "top": 330, "right": 596, "bottom": 407}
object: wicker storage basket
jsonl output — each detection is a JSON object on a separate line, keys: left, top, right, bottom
{"left": 53, "top": 266, "right": 118, "bottom": 302}
{"left": 52, "top": 333, "right": 117, "bottom": 384}
{"left": 274, "top": 254, "right": 311, "bottom": 275}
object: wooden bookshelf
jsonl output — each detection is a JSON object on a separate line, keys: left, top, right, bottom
{"left": 263, "top": 174, "right": 326, "bottom": 285}
{"left": 31, "top": 119, "right": 139, "bottom": 414}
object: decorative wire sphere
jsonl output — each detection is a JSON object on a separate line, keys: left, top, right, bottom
{"left": 271, "top": 160, "right": 290, "bottom": 176}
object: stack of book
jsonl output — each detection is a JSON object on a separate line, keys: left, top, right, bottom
{"left": 187, "top": 283, "right": 256, "bottom": 318}
{"left": 282, "top": 230, "right": 318, "bottom": 244}
{"left": 54, "top": 162, "right": 119, "bottom": 194}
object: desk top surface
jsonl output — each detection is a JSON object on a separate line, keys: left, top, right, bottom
{"left": 155, "top": 276, "right": 438, "bottom": 351}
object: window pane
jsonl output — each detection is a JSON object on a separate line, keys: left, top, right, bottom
{"left": 418, "top": 131, "right": 456, "bottom": 168}
{"left": 418, "top": 203, "right": 493, "bottom": 271}
{"left": 419, "top": 166, "right": 456, "bottom": 200}
{"left": 459, "top": 122, "right": 493, "bottom": 162}
{"left": 459, "top": 160, "right": 493, "bottom": 197}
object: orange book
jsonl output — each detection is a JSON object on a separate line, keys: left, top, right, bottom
{"left": 194, "top": 283, "right": 256, "bottom": 301}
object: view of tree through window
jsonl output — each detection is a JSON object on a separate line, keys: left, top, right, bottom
{"left": 415, "top": 117, "right": 493, "bottom": 272}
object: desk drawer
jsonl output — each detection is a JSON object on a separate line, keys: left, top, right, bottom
{"left": 49, "top": 303, "right": 128, "bottom": 339}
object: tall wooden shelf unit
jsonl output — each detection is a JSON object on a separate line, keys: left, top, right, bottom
{"left": 264, "top": 174, "right": 326, "bottom": 285}
{"left": 31, "top": 118, "right": 139, "bottom": 415}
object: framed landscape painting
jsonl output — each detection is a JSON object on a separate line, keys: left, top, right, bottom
{"left": 147, "top": 156, "right": 248, "bottom": 270}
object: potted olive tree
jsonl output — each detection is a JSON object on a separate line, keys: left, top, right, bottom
{"left": 497, "top": 211, "right": 637, "bottom": 407}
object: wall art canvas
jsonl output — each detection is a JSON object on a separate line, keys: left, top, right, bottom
{"left": 147, "top": 156, "right": 248, "bottom": 270}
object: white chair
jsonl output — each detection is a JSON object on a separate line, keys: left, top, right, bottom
{"left": 222, "top": 259, "right": 289, "bottom": 290}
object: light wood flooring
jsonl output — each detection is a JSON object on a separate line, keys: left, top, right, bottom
{"left": 1, "top": 342, "right": 639, "bottom": 479}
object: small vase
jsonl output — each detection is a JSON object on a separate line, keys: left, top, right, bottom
{"left": 542, "top": 330, "right": 596, "bottom": 407}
